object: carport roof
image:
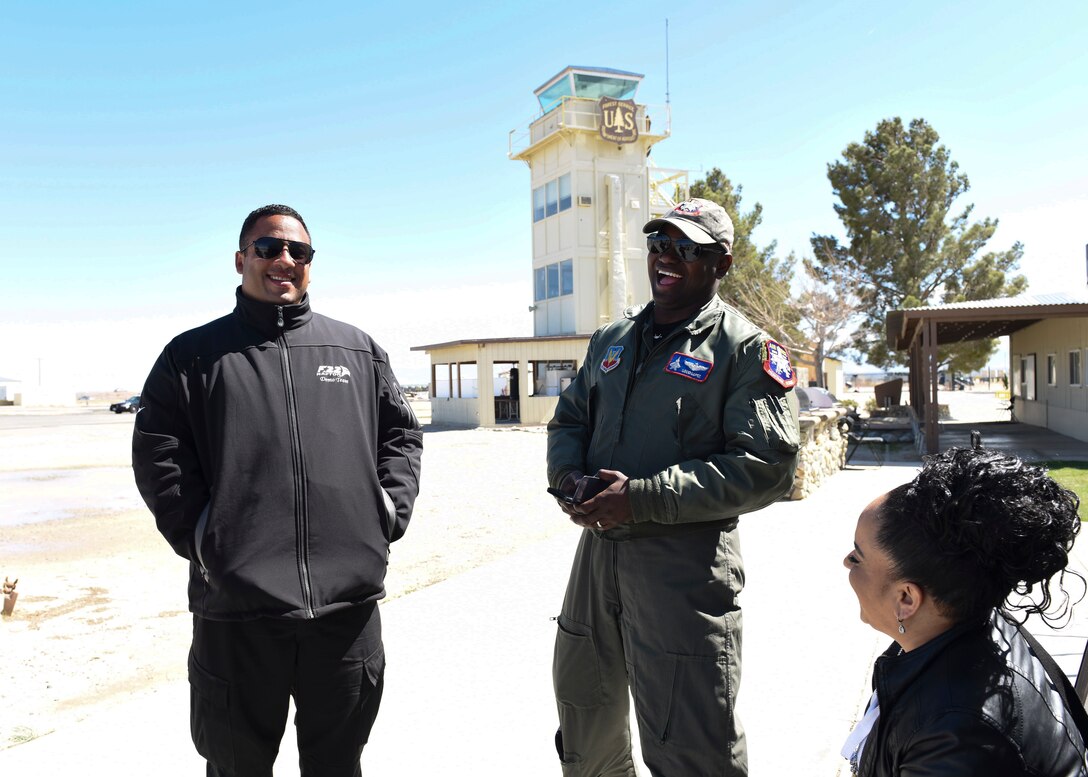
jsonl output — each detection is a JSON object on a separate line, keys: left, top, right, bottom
{"left": 886, "top": 290, "right": 1088, "bottom": 350}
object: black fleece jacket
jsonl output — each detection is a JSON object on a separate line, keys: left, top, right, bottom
{"left": 133, "top": 289, "right": 423, "bottom": 621}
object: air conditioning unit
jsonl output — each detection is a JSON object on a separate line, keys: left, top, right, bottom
{"left": 577, "top": 195, "right": 593, "bottom": 207}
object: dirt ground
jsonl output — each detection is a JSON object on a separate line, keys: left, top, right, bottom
{"left": 0, "top": 406, "right": 567, "bottom": 749}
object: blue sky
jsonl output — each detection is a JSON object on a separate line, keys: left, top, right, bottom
{"left": 3, "top": 0, "right": 1085, "bottom": 389}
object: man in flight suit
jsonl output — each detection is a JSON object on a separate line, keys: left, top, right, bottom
{"left": 547, "top": 198, "right": 800, "bottom": 776}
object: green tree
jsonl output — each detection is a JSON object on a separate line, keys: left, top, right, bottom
{"left": 690, "top": 168, "right": 800, "bottom": 347}
{"left": 810, "top": 117, "right": 1027, "bottom": 370}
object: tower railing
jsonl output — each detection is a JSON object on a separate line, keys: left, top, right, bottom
{"left": 509, "top": 97, "right": 671, "bottom": 159}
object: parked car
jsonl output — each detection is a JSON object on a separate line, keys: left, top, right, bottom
{"left": 109, "top": 395, "right": 140, "bottom": 413}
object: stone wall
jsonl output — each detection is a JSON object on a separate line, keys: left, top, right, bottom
{"left": 790, "top": 407, "right": 849, "bottom": 500}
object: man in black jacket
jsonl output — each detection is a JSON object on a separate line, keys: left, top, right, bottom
{"left": 133, "top": 204, "right": 423, "bottom": 777}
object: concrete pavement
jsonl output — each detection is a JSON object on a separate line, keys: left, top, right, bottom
{"left": 2, "top": 425, "right": 1085, "bottom": 775}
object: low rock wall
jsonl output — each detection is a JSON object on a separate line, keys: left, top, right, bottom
{"left": 790, "top": 407, "right": 849, "bottom": 500}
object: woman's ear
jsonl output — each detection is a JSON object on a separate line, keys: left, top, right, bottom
{"left": 895, "top": 581, "right": 923, "bottom": 621}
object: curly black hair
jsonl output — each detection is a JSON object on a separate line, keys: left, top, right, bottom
{"left": 238, "top": 204, "right": 310, "bottom": 250}
{"left": 876, "top": 447, "right": 1082, "bottom": 624}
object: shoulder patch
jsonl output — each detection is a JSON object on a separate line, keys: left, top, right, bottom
{"left": 761, "top": 339, "right": 797, "bottom": 389}
{"left": 665, "top": 352, "right": 713, "bottom": 383}
{"left": 600, "top": 345, "right": 624, "bottom": 374}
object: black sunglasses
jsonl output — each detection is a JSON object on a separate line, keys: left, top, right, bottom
{"left": 242, "top": 236, "right": 315, "bottom": 265}
{"left": 647, "top": 232, "right": 726, "bottom": 263}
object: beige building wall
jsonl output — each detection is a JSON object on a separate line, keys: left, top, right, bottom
{"left": 1010, "top": 316, "right": 1088, "bottom": 443}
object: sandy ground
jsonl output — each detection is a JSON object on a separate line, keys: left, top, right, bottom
{"left": 0, "top": 404, "right": 569, "bottom": 750}
{"left": 0, "top": 388, "right": 1019, "bottom": 751}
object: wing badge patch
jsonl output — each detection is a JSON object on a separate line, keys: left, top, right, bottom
{"left": 665, "top": 352, "right": 713, "bottom": 383}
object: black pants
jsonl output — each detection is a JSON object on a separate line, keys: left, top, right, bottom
{"left": 189, "top": 603, "right": 385, "bottom": 777}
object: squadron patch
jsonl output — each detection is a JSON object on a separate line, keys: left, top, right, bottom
{"left": 600, "top": 345, "right": 624, "bottom": 374}
{"left": 761, "top": 339, "right": 797, "bottom": 389}
{"left": 665, "top": 352, "right": 713, "bottom": 383}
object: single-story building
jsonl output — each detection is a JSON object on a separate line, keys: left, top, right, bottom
{"left": 886, "top": 290, "right": 1088, "bottom": 451}
{"left": 411, "top": 335, "right": 588, "bottom": 427}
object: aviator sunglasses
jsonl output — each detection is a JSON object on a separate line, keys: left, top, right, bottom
{"left": 646, "top": 232, "right": 726, "bottom": 263}
{"left": 242, "top": 236, "right": 316, "bottom": 265}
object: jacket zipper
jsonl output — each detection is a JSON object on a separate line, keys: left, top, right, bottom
{"left": 278, "top": 307, "right": 315, "bottom": 618}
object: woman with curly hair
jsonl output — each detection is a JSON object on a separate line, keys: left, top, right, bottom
{"left": 842, "top": 446, "right": 1088, "bottom": 776}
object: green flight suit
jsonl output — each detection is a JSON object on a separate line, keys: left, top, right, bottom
{"left": 547, "top": 297, "right": 800, "bottom": 776}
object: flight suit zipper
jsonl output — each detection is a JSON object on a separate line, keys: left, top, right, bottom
{"left": 278, "top": 306, "right": 315, "bottom": 618}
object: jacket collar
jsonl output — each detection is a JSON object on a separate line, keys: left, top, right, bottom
{"left": 234, "top": 286, "right": 313, "bottom": 340}
{"left": 872, "top": 615, "right": 989, "bottom": 707}
{"left": 629, "top": 295, "right": 729, "bottom": 336}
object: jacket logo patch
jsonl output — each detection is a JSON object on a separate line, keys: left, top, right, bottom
{"left": 761, "top": 340, "right": 797, "bottom": 388}
{"left": 317, "top": 365, "right": 351, "bottom": 384}
{"left": 665, "top": 352, "right": 713, "bottom": 382}
{"left": 600, "top": 345, "right": 624, "bottom": 374}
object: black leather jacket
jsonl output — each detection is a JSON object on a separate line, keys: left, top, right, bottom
{"left": 856, "top": 610, "right": 1087, "bottom": 776}
{"left": 133, "top": 289, "right": 423, "bottom": 621}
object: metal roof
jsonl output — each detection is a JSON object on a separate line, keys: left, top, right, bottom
{"left": 887, "top": 290, "right": 1088, "bottom": 350}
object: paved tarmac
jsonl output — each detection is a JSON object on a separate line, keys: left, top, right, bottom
{"left": 1, "top": 420, "right": 1085, "bottom": 776}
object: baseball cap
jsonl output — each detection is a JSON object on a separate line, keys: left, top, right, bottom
{"left": 643, "top": 198, "right": 734, "bottom": 255}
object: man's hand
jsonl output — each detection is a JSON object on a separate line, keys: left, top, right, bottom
{"left": 567, "top": 470, "right": 632, "bottom": 531}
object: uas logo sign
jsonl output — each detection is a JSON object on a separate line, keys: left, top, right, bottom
{"left": 317, "top": 365, "right": 351, "bottom": 384}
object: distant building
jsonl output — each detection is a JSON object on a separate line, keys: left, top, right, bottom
{"left": 887, "top": 291, "right": 1088, "bottom": 449}
{"left": 0, "top": 375, "right": 20, "bottom": 405}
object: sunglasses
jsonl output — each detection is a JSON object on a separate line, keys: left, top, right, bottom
{"left": 646, "top": 232, "right": 726, "bottom": 263}
{"left": 242, "top": 236, "right": 315, "bottom": 264}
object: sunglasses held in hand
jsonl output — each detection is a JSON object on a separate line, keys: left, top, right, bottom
{"left": 242, "top": 236, "right": 316, "bottom": 264}
{"left": 646, "top": 232, "right": 726, "bottom": 263}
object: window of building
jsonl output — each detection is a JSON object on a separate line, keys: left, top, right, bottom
{"left": 1047, "top": 354, "right": 1057, "bottom": 386}
{"left": 532, "top": 187, "right": 546, "bottom": 222}
{"left": 560, "top": 259, "right": 573, "bottom": 295}
{"left": 558, "top": 174, "right": 572, "bottom": 211}
{"left": 529, "top": 360, "right": 577, "bottom": 396}
{"left": 534, "top": 267, "right": 546, "bottom": 302}
{"left": 1070, "top": 351, "right": 1082, "bottom": 387}
{"left": 458, "top": 362, "right": 479, "bottom": 398}
{"left": 532, "top": 173, "right": 573, "bottom": 223}
{"left": 546, "top": 263, "right": 560, "bottom": 298}
{"left": 535, "top": 259, "right": 574, "bottom": 301}
{"left": 432, "top": 363, "right": 451, "bottom": 398}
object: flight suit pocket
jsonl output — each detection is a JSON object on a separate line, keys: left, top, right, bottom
{"left": 188, "top": 650, "right": 234, "bottom": 772}
{"left": 752, "top": 395, "right": 800, "bottom": 452}
{"left": 656, "top": 653, "right": 733, "bottom": 753}
{"left": 676, "top": 393, "right": 722, "bottom": 459}
{"left": 553, "top": 615, "right": 604, "bottom": 708}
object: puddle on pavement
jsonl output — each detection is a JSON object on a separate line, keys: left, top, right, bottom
{"left": 0, "top": 467, "right": 142, "bottom": 528}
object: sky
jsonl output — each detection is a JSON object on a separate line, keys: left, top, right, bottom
{"left": 3, "top": 0, "right": 1086, "bottom": 390}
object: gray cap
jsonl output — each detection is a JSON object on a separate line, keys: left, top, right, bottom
{"left": 643, "top": 198, "right": 734, "bottom": 255}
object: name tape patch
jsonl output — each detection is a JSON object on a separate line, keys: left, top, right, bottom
{"left": 665, "top": 352, "right": 713, "bottom": 383}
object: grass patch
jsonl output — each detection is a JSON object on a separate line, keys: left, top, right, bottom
{"left": 1040, "top": 461, "right": 1088, "bottom": 521}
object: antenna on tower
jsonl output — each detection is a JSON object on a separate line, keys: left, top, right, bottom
{"left": 665, "top": 18, "right": 671, "bottom": 106}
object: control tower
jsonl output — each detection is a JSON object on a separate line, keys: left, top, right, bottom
{"left": 414, "top": 67, "right": 687, "bottom": 427}
{"left": 509, "top": 65, "right": 687, "bottom": 336}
